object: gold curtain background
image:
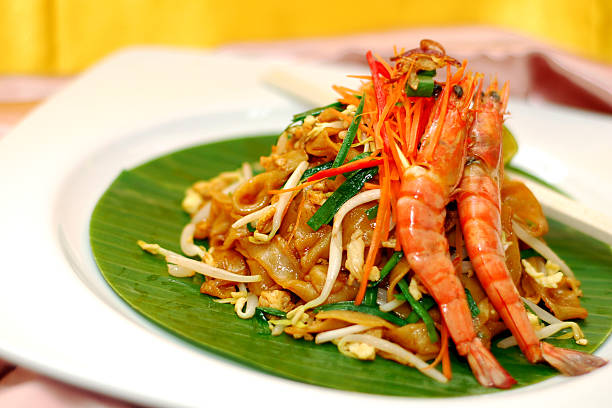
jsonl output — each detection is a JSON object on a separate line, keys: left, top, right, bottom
{"left": 1, "top": 0, "right": 610, "bottom": 74}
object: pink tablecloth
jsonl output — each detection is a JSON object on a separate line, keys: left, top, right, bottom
{"left": 0, "top": 26, "right": 610, "bottom": 407}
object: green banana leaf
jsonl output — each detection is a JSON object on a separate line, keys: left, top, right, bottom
{"left": 90, "top": 135, "right": 612, "bottom": 397}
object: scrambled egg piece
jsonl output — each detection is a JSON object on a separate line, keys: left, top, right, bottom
{"left": 258, "top": 290, "right": 293, "bottom": 312}
{"left": 338, "top": 341, "right": 376, "bottom": 360}
{"left": 522, "top": 258, "right": 564, "bottom": 288}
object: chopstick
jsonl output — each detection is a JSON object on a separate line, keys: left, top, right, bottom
{"left": 260, "top": 68, "right": 332, "bottom": 107}
{"left": 261, "top": 68, "right": 612, "bottom": 245}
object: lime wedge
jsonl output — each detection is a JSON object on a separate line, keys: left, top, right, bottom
{"left": 502, "top": 125, "right": 518, "bottom": 165}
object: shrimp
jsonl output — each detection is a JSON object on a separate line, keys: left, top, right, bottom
{"left": 395, "top": 74, "right": 516, "bottom": 388}
{"left": 456, "top": 81, "right": 607, "bottom": 375}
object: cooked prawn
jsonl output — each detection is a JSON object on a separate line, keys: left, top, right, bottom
{"left": 456, "top": 81, "right": 607, "bottom": 375}
{"left": 395, "top": 73, "right": 516, "bottom": 388}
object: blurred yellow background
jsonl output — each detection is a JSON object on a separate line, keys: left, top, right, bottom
{"left": 1, "top": 0, "right": 610, "bottom": 74}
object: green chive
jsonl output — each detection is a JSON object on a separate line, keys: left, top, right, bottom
{"left": 397, "top": 279, "right": 438, "bottom": 343}
{"left": 306, "top": 166, "right": 378, "bottom": 231}
{"left": 370, "top": 251, "right": 403, "bottom": 287}
{"left": 291, "top": 102, "right": 345, "bottom": 123}
{"left": 366, "top": 204, "right": 378, "bottom": 220}
{"left": 363, "top": 286, "right": 378, "bottom": 307}
{"left": 331, "top": 95, "right": 365, "bottom": 175}
{"left": 464, "top": 288, "right": 480, "bottom": 317}
{"left": 404, "top": 296, "right": 436, "bottom": 324}
{"left": 246, "top": 223, "right": 256, "bottom": 233}
{"left": 256, "top": 307, "right": 287, "bottom": 318}
{"left": 314, "top": 301, "right": 408, "bottom": 326}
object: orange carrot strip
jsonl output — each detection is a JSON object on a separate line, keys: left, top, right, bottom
{"left": 442, "top": 324, "right": 452, "bottom": 379}
{"left": 425, "top": 322, "right": 449, "bottom": 370}
{"left": 355, "top": 156, "right": 390, "bottom": 304}
{"left": 364, "top": 182, "right": 380, "bottom": 190}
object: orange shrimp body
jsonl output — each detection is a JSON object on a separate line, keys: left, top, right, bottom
{"left": 396, "top": 78, "right": 516, "bottom": 388}
{"left": 457, "top": 85, "right": 607, "bottom": 375}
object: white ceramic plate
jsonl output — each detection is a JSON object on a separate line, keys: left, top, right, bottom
{"left": 0, "top": 47, "right": 611, "bottom": 408}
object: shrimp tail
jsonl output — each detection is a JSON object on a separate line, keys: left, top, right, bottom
{"left": 466, "top": 338, "right": 517, "bottom": 389}
{"left": 540, "top": 342, "right": 607, "bottom": 376}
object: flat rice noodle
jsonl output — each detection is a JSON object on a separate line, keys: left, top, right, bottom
{"left": 285, "top": 318, "right": 348, "bottom": 338}
{"left": 501, "top": 201, "right": 522, "bottom": 285}
{"left": 260, "top": 148, "right": 309, "bottom": 173}
{"left": 279, "top": 195, "right": 332, "bottom": 272}
{"left": 315, "top": 310, "right": 397, "bottom": 329}
{"left": 387, "top": 258, "right": 410, "bottom": 301}
{"left": 232, "top": 170, "right": 285, "bottom": 216}
{"left": 199, "top": 248, "right": 248, "bottom": 298}
{"left": 471, "top": 298, "right": 505, "bottom": 349}
{"left": 521, "top": 274, "right": 588, "bottom": 320}
{"left": 384, "top": 322, "right": 440, "bottom": 360}
{"left": 501, "top": 178, "right": 548, "bottom": 237}
{"left": 305, "top": 128, "right": 342, "bottom": 161}
{"left": 208, "top": 200, "right": 235, "bottom": 247}
{"left": 239, "top": 236, "right": 319, "bottom": 301}
{"left": 458, "top": 272, "right": 487, "bottom": 304}
{"left": 342, "top": 203, "right": 377, "bottom": 248}
{"left": 245, "top": 259, "right": 281, "bottom": 296}
{"left": 306, "top": 265, "right": 359, "bottom": 303}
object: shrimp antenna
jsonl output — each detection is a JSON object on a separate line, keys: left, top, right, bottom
{"left": 500, "top": 81, "right": 510, "bottom": 113}
{"left": 473, "top": 74, "right": 484, "bottom": 111}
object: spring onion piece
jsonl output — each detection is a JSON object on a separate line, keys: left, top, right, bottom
{"left": 397, "top": 279, "right": 438, "bottom": 343}
{"left": 307, "top": 166, "right": 379, "bottom": 231}
{"left": 366, "top": 204, "right": 378, "bottom": 220}
{"left": 464, "top": 288, "right": 480, "bottom": 317}
{"left": 256, "top": 307, "right": 287, "bottom": 318}
{"left": 314, "top": 302, "right": 408, "bottom": 326}
{"left": 363, "top": 286, "right": 378, "bottom": 307}
{"left": 331, "top": 95, "right": 365, "bottom": 173}
{"left": 370, "top": 251, "right": 403, "bottom": 287}
{"left": 405, "top": 71, "right": 436, "bottom": 97}
{"left": 246, "top": 223, "right": 256, "bottom": 233}
{"left": 291, "top": 102, "right": 345, "bottom": 123}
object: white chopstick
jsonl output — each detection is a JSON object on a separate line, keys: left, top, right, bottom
{"left": 260, "top": 68, "right": 612, "bottom": 246}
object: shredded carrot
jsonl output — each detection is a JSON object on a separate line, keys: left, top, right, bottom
{"left": 425, "top": 322, "right": 450, "bottom": 371}
{"left": 287, "top": 192, "right": 306, "bottom": 244}
{"left": 364, "top": 182, "right": 380, "bottom": 190}
{"left": 346, "top": 74, "right": 373, "bottom": 80}
{"left": 356, "top": 156, "right": 391, "bottom": 304}
{"left": 422, "top": 65, "right": 452, "bottom": 162}
{"left": 441, "top": 324, "right": 452, "bottom": 379}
